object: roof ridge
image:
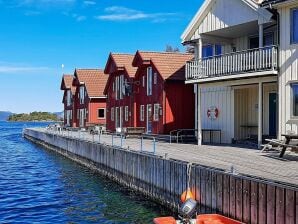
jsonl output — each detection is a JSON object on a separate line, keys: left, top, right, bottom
{"left": 111, "top": 53, "right": 134, "bottom": 56}
{"left": 76, "top": 68, "right": 103, "bottom": 70}
{"left": 138, "top": 50, "right": 192, "bottom": 55}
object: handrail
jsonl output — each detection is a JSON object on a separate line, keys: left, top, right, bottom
{"left": 186, "top": 45, "right": 278, "bottom": 81}
{"left": 170, "top": 129, "right": 197, "bottom": 143}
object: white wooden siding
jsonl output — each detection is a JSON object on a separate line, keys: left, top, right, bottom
{"left": 191, "top": 0, "right": 258, "bottom": 40}
{"left": 278, "top": 3, "right": 298, "bottom": 137}
{"left": 201, "top": 87, "right": 234, "bottom": 143}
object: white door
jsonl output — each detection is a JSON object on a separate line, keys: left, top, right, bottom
{"left": 146, "top": 104, "right": 152, "bottom": 133}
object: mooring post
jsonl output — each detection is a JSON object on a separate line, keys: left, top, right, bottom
{"left": 153, "top": 138, "right": 156, "bottom": 155}
{"left": 140, "top": 137, "right": 143, "bottom": 152}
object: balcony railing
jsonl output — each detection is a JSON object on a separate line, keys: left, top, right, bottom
{"left": 186, "top": 46, "right": 278, "bottom": 81}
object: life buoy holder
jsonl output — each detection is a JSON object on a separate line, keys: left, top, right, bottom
{"left": 207, "top": 106, "right": 219, "bottom": 120}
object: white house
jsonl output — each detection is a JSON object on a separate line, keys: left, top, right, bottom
{"left": 182, "top": 0, "right": 298, "bottom": 147}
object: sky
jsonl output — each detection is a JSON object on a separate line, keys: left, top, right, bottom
{"left": 0, "top": 0, "right": 203, "bottom": 113}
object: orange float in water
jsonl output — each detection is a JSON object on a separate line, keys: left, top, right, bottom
{"left": 180, "top": 189, "right": 195, "bottom": 203}
{"left": 196, "top": 214, "right": 244, "bottom": 224}
{"left": 153, "top": 217, "right": 176, "bottom": 224}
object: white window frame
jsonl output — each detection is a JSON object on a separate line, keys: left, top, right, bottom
{"left": 120, "top": 75, "right": 124, "bottom": 99}
{"left": 97, "top": 108, "right": 106, "bottom": 119}
{"left": 140, "top": 105, "right": 144, "bottom": 121}
{"left": 153, "top": 104, "right": 160, "bottom": 121}
{"left": 79, "top": 86, "right": 85, "bottom": 104}
{"left": 291, "top": 8, "right": 298, "bottom": 44}
{"left": 147, "top": 67, "right": 153, "bottom": 96}
{"left": 124, "top": 106, "right": 129, "bottom": 121}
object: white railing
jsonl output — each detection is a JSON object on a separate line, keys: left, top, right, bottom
{"left": 186, "top": 46, "right": 278, "bottom": 81}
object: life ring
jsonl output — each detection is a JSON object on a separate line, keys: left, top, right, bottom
{"left": 207, "top": 106, "right": 219, "bottom": 120}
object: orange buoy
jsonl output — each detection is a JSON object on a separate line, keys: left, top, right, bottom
{"left": 180, "top": 189, "right": 195, "bottom": 203}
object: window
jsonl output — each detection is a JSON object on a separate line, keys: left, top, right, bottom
{"left": 98, "top": 108, "right": 106, "bottom": 119}
{"left": 66, "top": 90, "right": 72, "bottom": 106}
{"left": 79, "top": 86, "right": 85, "bottom": 104}
{"left": 140, "top": 105, "right": 144, "bottom": 121}
{"left": 292, "top": 84, "right": 298, "bottom": 116}
{"left": 215, "top": 44, "right": 222, "bottom": 56}
{"left": 153, "top": 104, "right": 160, "bottom": 121}
{"left": 124, "top": 106, "right": 129, "bottom": 121}
{"left": 202, "top": 45, "right": 213, "bottom": 58}
{"left": 154, "top": 73, "right": 157, "bottom": 85}
{"left": 120, "top": 75, "right": 124, "bottom": 99}
{"left": 112, "top": 81, "right": 115, "bottom": 92}
{"left": 291, "top": 8, "right": 298, "bottom": 44}
{"left": 147, "top": 67, "right": 153, "bottom": 96}
{"left": 111, "top": 107, "right": 114, "bottom": 121}
{"left": 142, "top": 76, "right": 145, "bottom": 87}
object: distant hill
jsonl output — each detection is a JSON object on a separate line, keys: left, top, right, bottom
{"left": 53, "top": 111, "right": 64, "bottom": 119}
{"left": 0, "top": 111, "right": 13, "bottom": 121}
{"left": 8, "top": 112, "right": 59, "bottom": 122}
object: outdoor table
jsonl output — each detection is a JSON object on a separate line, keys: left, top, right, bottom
{"left": 280, "top": 134, "right": 298, "bottom": 157}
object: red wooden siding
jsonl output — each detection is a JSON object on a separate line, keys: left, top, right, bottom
{"left": 164, "top": 82, "right": 195, "bottom": 133}
{"left": 135, "top": 65, "right": 164, "bottom": 134}
{"left": 134, "top": 65, "right": 195, "bottom": 134}
{"left": 88, "top": 99, "right": 106, "bottom": 125}
{"left": 106, "top": 72, "right": 135, "bottom": 131}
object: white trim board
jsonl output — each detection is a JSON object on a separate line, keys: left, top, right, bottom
{"left": 181, "top": 0, "right": 273, "bottom": 43}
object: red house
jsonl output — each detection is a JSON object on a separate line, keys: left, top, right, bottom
{"left": 72, "top": 69, "right": 108, "bottom": 128}
{"left": 60, "top": 74, "right": 76, "bottom": 127}
{"left": 104, "top": 53, "right": 137, "bottom": 132}
{"left": 132, "top": 51, "right": 195, "bottom": 134}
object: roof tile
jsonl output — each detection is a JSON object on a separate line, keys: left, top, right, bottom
{"left": 75, "top": 69, "right": 108, "bottom": 97}
{"left": 136, "top": 51, "right": 194, "bottom": 80}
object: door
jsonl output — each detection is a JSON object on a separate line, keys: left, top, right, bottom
{"left": 80, "top": 109, "right": 85, "bottom": 127}
{"left": 269, "top": 93, "right": 277, "bottom": 137}
{"left": 115, "top": 107, "right": 119, "bottom": 130}
{"left": 146, "top": 104, "right": 152, "bottom": 133}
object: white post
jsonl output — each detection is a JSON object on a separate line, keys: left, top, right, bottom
{"left": 259, "top": 24, "right": 264, "bottom": 48}
{"left": 258, "top": 82, "right": 263, "bottom": 149}
{"left": 197, "top": 85, "right": 202, "bottom": 145}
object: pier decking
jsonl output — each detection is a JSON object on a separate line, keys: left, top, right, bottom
{"left": 38, "top": 128, "right": 297, "bottom": 186}
{"left": 24, "top": 128, "right": 298, "bottom": 224}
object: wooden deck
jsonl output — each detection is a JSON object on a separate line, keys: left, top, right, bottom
{"left": 42, "top": 128, "right": 298, "bottom": 186}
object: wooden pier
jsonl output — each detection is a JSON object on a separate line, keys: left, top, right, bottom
{"left": 24, "top": 128, "right": 298, "bottom": 224}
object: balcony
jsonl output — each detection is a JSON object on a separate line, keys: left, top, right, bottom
{"left": 186, "top": 46, "right": 278, "bottom": 83}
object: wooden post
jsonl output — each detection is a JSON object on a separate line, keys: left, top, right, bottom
{"left": 258, "top": 82, "right": 263, "bottom": 148}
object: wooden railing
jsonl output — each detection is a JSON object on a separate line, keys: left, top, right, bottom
{"left": 186, "top": 46, "right": 278, "bottom": 81}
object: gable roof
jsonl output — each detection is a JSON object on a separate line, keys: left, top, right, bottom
{"left": 60, "top": 74, "right": 76, "bottom": 94}
{"left": 132, "top": 51, "right": 194, "bottom": 81}
{"left": 74, "top": 69, "right": 108, "bottom": 98}
{"left": 104, "top": 53, "right": 137, "bottom": 77}
{"left": 181, "top": 0, "right": 272, "bottom": 43}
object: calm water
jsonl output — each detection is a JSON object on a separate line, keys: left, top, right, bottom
{"left": 0, "top": 122, "right": 169, "bottom": 223}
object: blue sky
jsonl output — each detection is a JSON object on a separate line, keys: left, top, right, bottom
{"left": 0, "top": 0, "right": 203, "bottom": 113}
